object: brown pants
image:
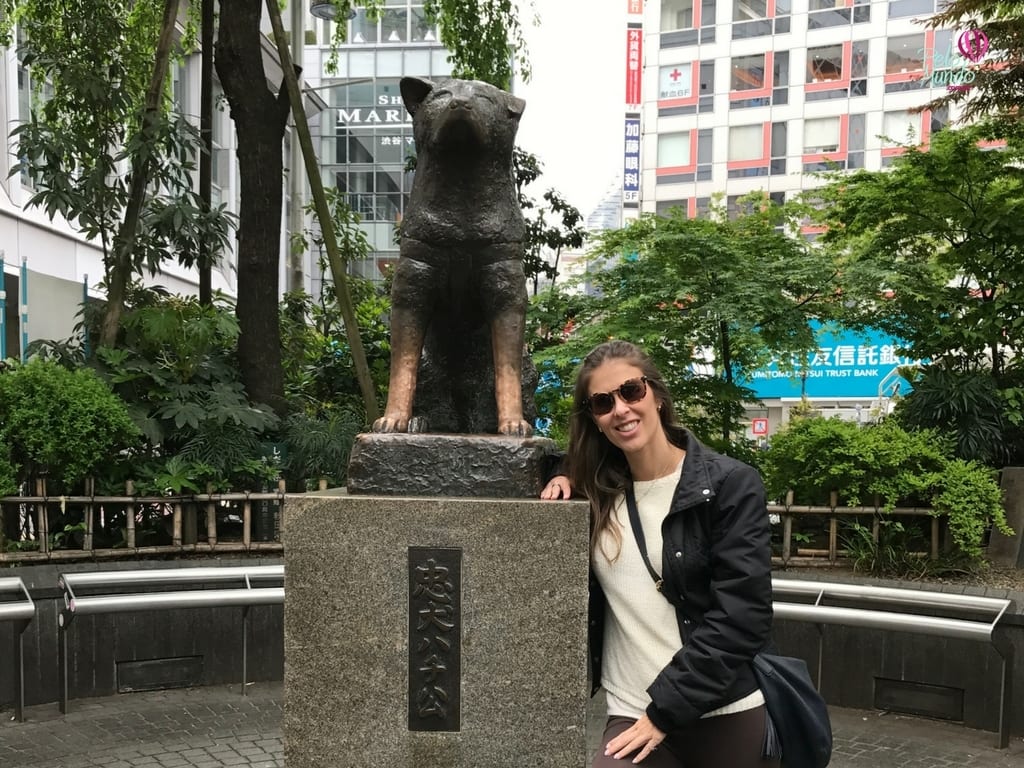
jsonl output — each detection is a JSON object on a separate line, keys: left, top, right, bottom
{"left": 592, "top": 706, "right": 780, "bottom": 768}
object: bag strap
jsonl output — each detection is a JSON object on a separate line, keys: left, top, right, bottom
{"left": 624, "top": 486, "right": 664, "bottom": 592}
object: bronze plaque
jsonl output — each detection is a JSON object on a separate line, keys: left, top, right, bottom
{"left": 408, "top": 547, "right": 461, "bottom": 731}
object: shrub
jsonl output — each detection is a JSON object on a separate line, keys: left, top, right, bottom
{"left": 762, "top": 416, "right": 1011, "bottom": 565}
{"left": 0, "top": 359, "right": 139, "bottom": 489}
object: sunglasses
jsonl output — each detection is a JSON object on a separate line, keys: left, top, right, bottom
{"left": 585, "top": 376, "right": 649, "bottom": 416}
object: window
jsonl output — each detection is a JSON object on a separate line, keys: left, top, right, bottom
{"left": 803, "top": 117, "right": 840, "bottom": 154}
{"left": 887, "top": 34, "right": 926, "bottom": 73}
{"left": 658, "top": 132, "right": 691, "bottom": 167}
{"left": 732, "top": 54, "right": 766, "bottom": 90}
{"left": 661, "top": 0, "right": 694, "bottom": 31}
{"left": 729, "top": 125, "right": 763, "bottom": 162}
{"left": 888, "top": 0, "right": 936, "bottom": 19}
{"left": 734, "top": 0, "right": 767, "bottom": 21}
{"left": 381, "top": 8, "right": 408, "bottom": 43}
{"left": 770, "top": 122, "right": 787, "bottom": 172}
{"left": 659, "top": 64, "right": 693, "bottom": 99}
{"left": 882, "top": 111, "right": 917, "bottom": 147}
{"left": 350, "top": 9, "right": 379, "bottom": 43}
{"left": 807, "top": 45, "right": 843, "bottom": 82}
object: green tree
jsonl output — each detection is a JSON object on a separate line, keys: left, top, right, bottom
{"left": 0, "top": 359, "right": 140, "bottom": 489}
{"left": 814, "top": 122, "right": 1024, "bottom": 453}
{"left": 2, "top": 0, "right": 235, "bottom": 347}
{"left": 535, "top": 196, "right": 838, "bottom": 445}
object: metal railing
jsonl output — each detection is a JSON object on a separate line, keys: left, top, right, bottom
{"left": 772, "top": 577, "right": 1015, "bottom": 748}
{"left": 0, "top": 576, "right": 35, "bottom": 721}
{"left": 56, "top": 565, "right": 284, "bottom": 714}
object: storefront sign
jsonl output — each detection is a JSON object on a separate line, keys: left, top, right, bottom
{"left": 623, "top": 117, "right": 641, "bottom": 204}
{"left": 920, "top": 29, "right": 989, "bottom": 92}
{"left": 625, "top": 26, "right": 643, "bottom": 106}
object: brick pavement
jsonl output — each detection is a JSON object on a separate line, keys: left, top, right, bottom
{"left": 2, "top": 682, "right": 1024, "bottom": 767}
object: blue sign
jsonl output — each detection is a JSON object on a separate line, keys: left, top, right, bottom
{"left": 742, "top": 324, "right": 923, "bottom": 399}
{"left": 623, "top": 117, "right": 640, "bottom": 204}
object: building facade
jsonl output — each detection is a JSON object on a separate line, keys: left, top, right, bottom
{"left": 627, "top": 0, "right": 970, "bottom": 438}
{"left": 304, "top": 2, "right": 453, "bottom": 285}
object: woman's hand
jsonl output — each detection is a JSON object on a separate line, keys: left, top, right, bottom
{"left": 540, "top": 474, "right": 573, "bottom": 500}
{"left": 605, "top": 714, "right": 666, "bottom": 764}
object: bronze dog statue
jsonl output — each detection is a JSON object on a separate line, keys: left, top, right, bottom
{"left": 372, "top": 76, "right": 533, "bottom": 436}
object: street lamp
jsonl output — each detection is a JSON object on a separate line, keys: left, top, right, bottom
{"left": 309, "top": 1, "right": 357, "bottom": 21}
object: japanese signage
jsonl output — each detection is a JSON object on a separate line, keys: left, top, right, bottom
{"left": 627, "top": 0, "right": 642, "bottom": 16}
{"left": 625, "top": 26, "right": 643, "bottom": 107}
{"left": 623, "top": 117, "right": 641, "bottom": 204}
{"left": 658, "top": 65, "right": 692, "bottom": 100}
{"left": 408, "top": 547, "right": 461, "bottom": 731}
{"left": 743, "top": 324, "right": 923, "bottom": 400}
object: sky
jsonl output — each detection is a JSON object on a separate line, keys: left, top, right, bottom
{"left": 513, "top": 1, "right": 626, "bottom": 219}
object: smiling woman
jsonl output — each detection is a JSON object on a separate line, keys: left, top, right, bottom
{"left": 540, "top": 340, "right": 778, "bottom": 768}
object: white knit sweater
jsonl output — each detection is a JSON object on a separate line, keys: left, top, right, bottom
{"left": 593, "top": 462, "right": 764, "bottom": 721}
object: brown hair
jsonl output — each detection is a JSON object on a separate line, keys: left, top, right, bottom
{"left": 566, "top": 340, "right": 685, "bottom": 562}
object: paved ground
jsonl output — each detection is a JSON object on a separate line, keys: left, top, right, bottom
{"left": 2, "top": 682, "right": 1024, "bottom": 767}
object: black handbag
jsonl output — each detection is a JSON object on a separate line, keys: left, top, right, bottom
{"left": 752, "top": 651, "right": 832, "bottom": 767}
{"left": 624, "top": 487, "right": 833, "bottom": 767}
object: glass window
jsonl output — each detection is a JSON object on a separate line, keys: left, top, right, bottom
{"left": 888, "top": 0, "right": 935, "bottom": 19}
{"left": 803, "top": 117, "right": 840, "bottom": 153}
{"left": 382, "top": 8, "right": 408, "bottom": 42}
{"left": 807, "top": 45, "right": 843, "bottom": 82}
{"left": 887, "top": 34, "right": 926, "bottom": 73}
{"left": 735, "top": 0, "right": 767, "bottom": 21}
{"left": 883, "top": 111, "right": 917, "bottom": 146}
{"left": 930, "top": 105, "right": 949, "bottom": 134}
{"left": 350, "top": 9, "right": 379, "bottom": 43}
{"left": 656, "top": 199, "right": 688, "bottom": 216}
{"left": 851, "top": 45, "right": 868, "bottom": 79}
{"left": 411, "top": 7, "right": 437, "bottom": 42}
{"left": 729, "top": 125, "right": 762, "bottom": 161}
{"left": 770, "top": 122, "right": 787, "bottom": 158}
{"left": 699, "top": 61, "right": 715, "bottom": 95}
{"left": 659, "top": 64, "right": 693, "bottom": 99}
{"left": 661, "top": 0, "right": 695, "bottom": 31}
{"left": 658, "top": 132, "right": 691, "bottom": 166}
{"left": 774, "top": 51, "right": 789, "bottom": 87}
{"left": 732, "top": 54, "right": 766, "bottom": 90}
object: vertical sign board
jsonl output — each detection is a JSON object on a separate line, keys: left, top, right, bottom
{"left": 623, "top": 117, "right": 641, "bottom": 205}
{"left": 625, "top": 26, "right": 642, "bottom": 108}
{"left": 408, "top": 547, "right": 461, "bottom": 731}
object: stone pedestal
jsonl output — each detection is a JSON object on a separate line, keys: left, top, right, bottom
{"left": 346, "top": 433, "right": 560, "bottom": 498}
{"left": 989, "top": 467, "right": 1024, "bottom": 568}
{"left": 284, "top": 493, "right": 591, "bottom": 768}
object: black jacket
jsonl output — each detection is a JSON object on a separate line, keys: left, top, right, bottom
{"left": 588, "top": 429, "right": 774, "bottom": 734}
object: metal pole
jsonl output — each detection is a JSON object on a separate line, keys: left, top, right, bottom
{"left": 81, "top": 274, "right": 89, "bottom": 359}
{"left": 58, "top": 622, "right": 69, "bottom": 714}
{"left": 0, "top": 250, "right": 6, "bottom": 360}
{"left": 241, "top": 605, "right": 250, "bottom": 696}
{"left": 19, "top": 257, "right": 28, "bottom": 363}
{"left": 13, "top": 619, "right": 26, "bottom": 722}
{"left": 287, "top": 0, "right": 306, "bottom": 293}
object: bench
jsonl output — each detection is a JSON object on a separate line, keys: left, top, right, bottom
{"left": 57, "top": 565, "right": 284, "bottom": 713}
{"left": 0, "top": 576, "right": 35, "bottom": 722}
{"left": 772, "top": 577, "right": 1015, "bottom": 748}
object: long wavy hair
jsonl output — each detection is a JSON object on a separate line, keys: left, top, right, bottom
{"left": 567, "top": 341, "right": 687, "bottom": 562}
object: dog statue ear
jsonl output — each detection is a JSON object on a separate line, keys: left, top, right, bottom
{"left": 401, "top": 76, "right": 436, "bottom": 116}
{"left": 507, "top": 94, "right": 526, "bottom": 120}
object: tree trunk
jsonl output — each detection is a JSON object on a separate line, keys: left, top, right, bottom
{"left": 720, "top": 319, "right": 733, "bottom": 445}
{"left": 216, "top": 0, "right": 290, "bottom": 415}
{"left": 99, "top": 0, "right": 181, "bottom": 347}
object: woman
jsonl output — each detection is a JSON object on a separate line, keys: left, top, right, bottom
{"left": 541, "top": 340, "right": 777, "bottom": 767}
